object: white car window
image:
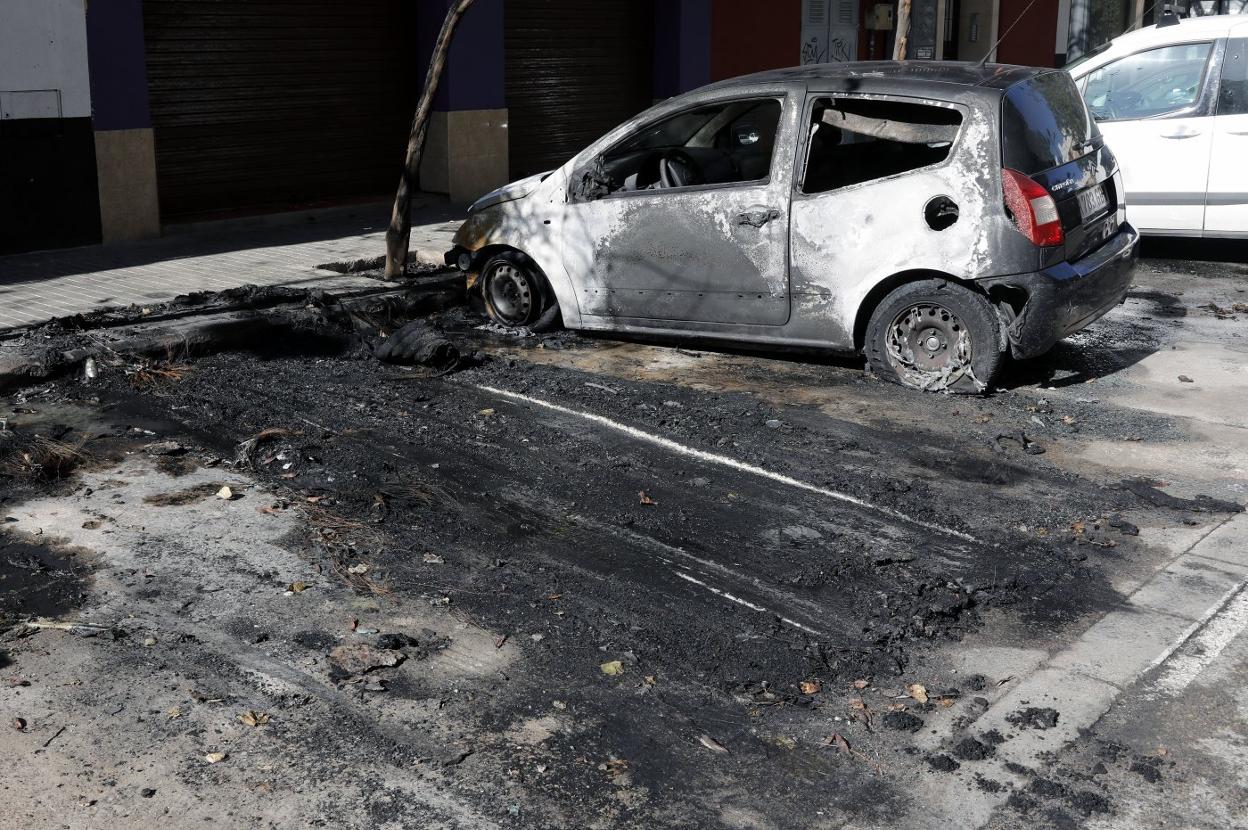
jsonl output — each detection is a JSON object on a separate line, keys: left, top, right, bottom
{"left": 1082, "top": 42, "right": 1214, "bottom": 121}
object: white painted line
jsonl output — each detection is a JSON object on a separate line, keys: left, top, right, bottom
{"left": 1140, "top": 516, "right": 1240, "bottom": 677}
{"left": 673, "top": 570, "right": 825, "bottom": 636}
{"left": 570, "top": 510, "right": 833, "bottom": 621}
{"left": 476, "top": 384, "right": 983, "bottom": 545}
{"left": 1142, "top": 577, "right": 1245, "bottom": 675}
{"left": 552, "top": 508, "right": 834, "bottom": 637}
{"left": 1152, "top": 583, "right": 1248, "bottom": 696}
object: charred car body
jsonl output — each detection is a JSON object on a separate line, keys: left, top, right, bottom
{"left": 447, "top": 62, "right": 1139, "bottom": 392}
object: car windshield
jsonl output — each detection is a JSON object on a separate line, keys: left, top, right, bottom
{"left": 615, "top": 109, "right": 722, "bottom": 153}
{"left": 1002, "top": 71, "right": 1101, "bottom": 175}
{"left": 1063, "top": 40, "right": 1114, "bottom": 72}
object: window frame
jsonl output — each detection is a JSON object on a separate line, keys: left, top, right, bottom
{"left": 794, "top": 92, "right": 968, "bottom": 198}
{"left": 1079, "top": 39, "right": 1220, "bottom": 123}
{"left": 1216, "top": 36, "right": 1248, "bottom": 116}
{"left": 575, "top": 92, "right": 791, "bottom": 202}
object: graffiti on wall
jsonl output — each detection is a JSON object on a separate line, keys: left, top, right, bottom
{"left": 800, "top": 33, "right": 854, "bottom": 65}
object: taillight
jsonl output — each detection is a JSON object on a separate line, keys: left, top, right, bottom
{"left": 1002, "top": 168, "right": 1064, "bottom": 247}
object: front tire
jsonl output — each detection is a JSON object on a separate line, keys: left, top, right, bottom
{"left": 865, "top": 279, "right": 1004, "bottom": 393}
{"left": 480, "top": 251, "right": 561, "bottom": 331}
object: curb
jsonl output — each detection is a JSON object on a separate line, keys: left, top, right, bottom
{"left": 910, "top": 511, "right": 1248, "bottom": 827}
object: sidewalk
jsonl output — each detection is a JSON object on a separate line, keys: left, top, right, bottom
{"left": 0, "top": 199, "right": 462, "bottom": 332}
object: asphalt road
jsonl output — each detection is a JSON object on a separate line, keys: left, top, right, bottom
{"left": 1, "top": 248, "right": 1246, "bottom": 829}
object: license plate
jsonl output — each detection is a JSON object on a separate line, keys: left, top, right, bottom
{"left": 1078, "top": 184, "right": 1110, "bottom": 221}
{"left": 1086, "top": 214, "right": 1119, "bottom": 251}
{"left": 1099, "top": 214, "right": 1119, "bottom": 239}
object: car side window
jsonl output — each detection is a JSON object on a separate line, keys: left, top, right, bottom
{"left": 588, "top": 98, "right": 783, "bottom": 196}
{"left": 1082, "top": 42, "right": 1214, "bottom": 121}
{"left": 1218, "top": 37, "right": 1248, "bottom": 115}
{"left": 801, "top": 97, "right": 962, "bottom": 194}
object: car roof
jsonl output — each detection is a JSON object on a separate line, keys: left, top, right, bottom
{"left": 696, "top": 61, "right": 1050, "bottom": 97}
{"left": 1110, "top": 13, "right": 1247, "bottom": 48}
{"left": 1069, "top": 13, "right": 1248, "bottom": 75}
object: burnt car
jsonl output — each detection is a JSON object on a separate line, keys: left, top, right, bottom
{"left": 446, "top": 62, "right": 1139, "bottom": 392}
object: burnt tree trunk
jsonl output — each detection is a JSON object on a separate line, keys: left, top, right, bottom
{"left": 385, "top": 0, "right": 477, "bottom": 278}
{"left": 893, "top": 0, "right": 912, "bottom": 61}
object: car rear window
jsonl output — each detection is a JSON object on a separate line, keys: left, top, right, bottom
{"left": 1001, "top": 72, "right": 1100, "bottom": 176}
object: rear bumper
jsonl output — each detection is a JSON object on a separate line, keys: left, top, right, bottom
{"left": 985, "top": 222, "right": 1139, "bottom": 360}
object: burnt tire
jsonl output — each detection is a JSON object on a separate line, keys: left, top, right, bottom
{"left": 865, "top": 279, "right": 1004, "bottom": 394}
{"left": 375, "top": 321, "right": 460, "bottom": 372}
{"left": 480, "top": 251, "right": 561, "bottom": 332}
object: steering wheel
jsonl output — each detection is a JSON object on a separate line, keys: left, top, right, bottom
{"left": 1107, "top": 90, "right": 1145, "bottom": 119}
{"left": 1164, "top": 84, "right": 1195, "bottom": 105}
{"left": 659, "top": 149, "right": 703, "bottom": 189}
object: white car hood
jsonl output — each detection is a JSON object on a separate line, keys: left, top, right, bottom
{"left": 470, "top": 171, "right": 551, "bottom": 213}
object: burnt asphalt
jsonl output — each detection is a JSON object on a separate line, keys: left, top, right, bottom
{"left": 2, "top": 251, "right": 1246, "bottom": 828}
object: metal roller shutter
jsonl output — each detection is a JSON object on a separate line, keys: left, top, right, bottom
{"left": 142, "top": 0, "right": 416, "bottom": 221}
{"left": 505, "top": 0, "right": 654, "bottom": 180}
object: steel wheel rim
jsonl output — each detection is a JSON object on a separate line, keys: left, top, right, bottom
{"left": 487, "top": 263, "right": 533, "bottom": 325}
{"left": 884, "top": 302, "right": 973, "bottom": 390}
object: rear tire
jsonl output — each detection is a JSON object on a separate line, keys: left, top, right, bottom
{"left": 480, "top": 251, "right": 561, "bottom": 331}
{"left": 865, "top": 279, "right": 1004, "bottom": 393}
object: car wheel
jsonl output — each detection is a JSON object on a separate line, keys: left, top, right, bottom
{"left": 480, "top": 251, "right": 561, "bottom": 331}
{"left": 865, "top": 280, "right": 1004, "bottom": 393}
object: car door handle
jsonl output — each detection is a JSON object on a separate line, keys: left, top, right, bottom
{"left": 1160, "top": 127, "right": 1202, "bottom": 139}
{"left": 736, "top": 207, "right": 781, "bottom": 228}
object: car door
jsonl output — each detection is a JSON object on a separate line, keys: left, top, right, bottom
{"left": 1080, "top": 40, "right": 1217, "bottom": 234}
{"left": 560, "top": 94, "right": 794, "bottom": 326}
{"left": 789, "top": 93, "right": 979, "bottom": 347}
{"left": 1205, "top": 32, "right": 1248, "bottom": 236}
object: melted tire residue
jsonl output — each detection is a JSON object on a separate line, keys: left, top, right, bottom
{"left": 0, "top": 534, "right": 90, "bottom": 626}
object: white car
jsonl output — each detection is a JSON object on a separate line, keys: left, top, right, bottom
{"left": 1067, "top": 14, "right": 1248, "bottom": 238}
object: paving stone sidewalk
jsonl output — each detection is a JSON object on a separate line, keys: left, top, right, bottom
{"left": 0, "top": 199, "right": 461, "bottom": 331}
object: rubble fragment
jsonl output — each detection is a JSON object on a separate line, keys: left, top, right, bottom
{"left": 142, "top": 441, "right": 185, "bottom": 456}
{"left": 329, "top": 644, "right": 404, "bottom": 675}
{"left": 1107, "top": 515, "right": 1140, "bottom": 536}
{"left": 1122, "top": 479, "right": 1243, "bottom": 513}
{"left": 952, "top": 737, "right": 994, "bottom": 761}
{"left": 698, "top": 734, "right": 729, "bottom": 754}
{"left": 1007, "top": 707, "right": 1060, "bottom": 730}
{"left": 882, "top": 710, "right": 924, "bottom": 732}
{"left": 994, "top": 430, "right": 1045, "bottom": 455}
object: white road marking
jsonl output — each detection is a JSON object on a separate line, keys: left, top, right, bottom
{"left": 673, "top": 571, "right": 826, "bottom": 637}
{"left": 1152, "top": 582, "right": 1248, "bottom": 696}
{"left": 1136, "top": 515, "right": 1243, "bottom": 682}
{"left": 569, "top": 511, "right": 835, "bottom": 625}
{"left": 476, "top": 384, "right": 983, "bottom": 545}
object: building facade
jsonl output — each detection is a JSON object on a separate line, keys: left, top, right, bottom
{"left": 1, "top": 0, "right": 1243, "bottom": 255}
